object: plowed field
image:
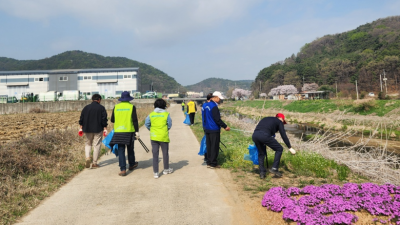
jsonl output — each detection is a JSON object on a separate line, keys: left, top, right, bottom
{"left": 0, "top": 111, "right": 82, "bottom": 143}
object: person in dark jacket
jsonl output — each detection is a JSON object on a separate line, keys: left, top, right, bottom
{"left": 79, "top": 94, "right": 108, "bottom": 169}
{"left": 200, "top": 93, "right": 213, "bottom": 165}
{"left": 252, "top": 113, "right": 296, "bottom": 179}
{"left": 110, "top": 91, "right": 139, "bottom": 176}
{"left": 202, "top": 92, "right": 230, "bottom": 169}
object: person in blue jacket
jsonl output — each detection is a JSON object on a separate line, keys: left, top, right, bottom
{"left": 202, "top": 92, "right": 230, "bottom": 169}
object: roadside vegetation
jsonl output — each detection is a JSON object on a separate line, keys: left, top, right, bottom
{"left": 0, "top": 106, "right": 152, "bottom": 225}
{"left": 188, "top": 111, "right": 367, "bottom": 197}
{"left": 223, "top": 99, "right": 400, "bottom": 141}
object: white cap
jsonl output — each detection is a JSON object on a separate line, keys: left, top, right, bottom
{"left": 212, "top": 91, "right": 224, "bottom": 99}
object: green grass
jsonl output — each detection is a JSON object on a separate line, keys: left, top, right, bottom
{"left": 188, "top": 110, "right": 352, "bottom": 182}
{"left": 227, "top": 99, "right": 400, "bottom": 116}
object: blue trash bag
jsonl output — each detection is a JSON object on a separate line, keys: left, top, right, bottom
{"left": 198, "top": 135, "right": 207, "bottom": 156}
{"left": 183, "top": 112, "right": 191, "bottom": 125}
{"left": 102, "top": 129, "right": 119, "bottom": 157}
{"left": 102, "top": 129, "right": 115, "bottom": 150}
{"left": 246, "top": 144, "right": 259, "bottom": 165}
{"left": 112, "top": 144, "right": 119, "bottom": 157}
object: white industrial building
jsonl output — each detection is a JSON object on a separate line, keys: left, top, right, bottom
{"left": 0, "top": 68, "right": 140, "bottom": 100}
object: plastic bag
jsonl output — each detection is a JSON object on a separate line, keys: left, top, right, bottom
{"left": 246, "top": 144, "right": 259, "bottom": 165}
{"left": 198, "top": 135, "right": 207, "bottom": 156}
{"left": 102, "top": 129, "right": 115, "bottom": 150}
{"left": 183, "top": 112, "right": 191, "bottom": 125}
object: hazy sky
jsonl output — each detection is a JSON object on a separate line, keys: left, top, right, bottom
{"left": 0, "top": 0, "right": 399, "bottom": 85}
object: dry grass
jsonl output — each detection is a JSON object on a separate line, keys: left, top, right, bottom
{"left": 28, "top": 108, "right": 48, "bottom": 113}
{"left": 0, "top": 129, "right": 85, "bottom": 225}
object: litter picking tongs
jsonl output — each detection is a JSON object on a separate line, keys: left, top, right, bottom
{"left": 137, "top": 138, "right": 150, "bottom": 153}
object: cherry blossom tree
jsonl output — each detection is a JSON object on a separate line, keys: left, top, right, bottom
{"left": 268, "top": 85, "right": 298, "bottom": 96}
{"left": 232, "top": 88, "right": 252, "bottom": 99}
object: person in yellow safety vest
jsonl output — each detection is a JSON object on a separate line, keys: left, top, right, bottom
{"left": 181, "top": 101, "right": 185, "bottom": 111}
{"left": 186, "top": 100, "right": 197, "bottom": 126}
{"left": 145, "top": 99, "right": 173, "bottom": 179}
{"left": 110, "top": 91, "right": 139, "bottom": 176}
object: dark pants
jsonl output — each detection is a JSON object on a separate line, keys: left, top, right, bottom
{"left": 189, "top": 113, "right": 195, "bottom": 124}
{"left": 117, "top": 143, "right": 136, "bottom": 171}
{"left": 252, "top": 131, "right": 283, "bottom": 175}
{"left": 182, "top": 106, "right": 184, "bottom": 111}
{"left": 151, "top": 140, "right": 169, "bottom": 173}
{"left": 206, "top": 132, "right": 220, "bottom": 167}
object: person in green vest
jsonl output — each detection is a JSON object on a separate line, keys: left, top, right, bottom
{"left": 145, "top": 99, "right": 173, "bottom": 179}
{"left": 110, "top": 91, "right": 139, "bottom": 176}
{"left": 181, "top": 101, "right": 185, "bottom": 111}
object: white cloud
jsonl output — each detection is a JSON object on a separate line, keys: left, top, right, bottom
{"left": 0, "top": 0, "right": 259, "bottom": 46}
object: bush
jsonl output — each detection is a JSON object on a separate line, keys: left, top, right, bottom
{"left": 352, "top": 99, "right": 377, "bottom": 112}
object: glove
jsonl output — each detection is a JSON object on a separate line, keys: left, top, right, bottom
{"left": 289, "top": 148, "right": 296, "bottom": 155}
{"left": 78, "top": 129, "right": 83, "bottom": 137}
{"left": 103, "top": 130, "right": 107, "bottom": 136}
{"left": 135, "top": 132, "right": 140, "bottom": 139}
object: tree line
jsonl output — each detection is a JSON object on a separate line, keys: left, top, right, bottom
{"left": 253, "top": 16, "right": 400, "bottom": 98}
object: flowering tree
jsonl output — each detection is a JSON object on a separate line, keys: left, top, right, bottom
{"left": 302, "top": 83, "right": 319, "bottom": 92}
{"left": 268, "top": 85, "right": 298, "bottom": 96}
{"left": 260, "top": 93, "right": 267, "bottom": 98}
{"left": 232, "top": 89, "right": 252, "bottom": 99}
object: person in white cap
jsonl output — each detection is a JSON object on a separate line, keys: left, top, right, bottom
{"left": 252, "top": 113, "right": 296, "bottom": 179}
{"left": 201, "top": 92, "right": 230, "bottom": 169}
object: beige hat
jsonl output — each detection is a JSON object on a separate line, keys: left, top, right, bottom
{"left": 212, "top": 91, "right": 224, "bottom": 99}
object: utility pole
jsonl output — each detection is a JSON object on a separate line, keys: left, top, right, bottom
{"left": 303, "top": 76, "right": 305, "bottom": 86}
{"left": 355, "top": 80, "right": 359, "bottom": 100}
{"left": 383, "top": 69, "right": 388, "bottom": 96}
{"left": 259, "top": 81, "right": 261, "bottom": 93}
{"left": 335, "top": 81, "right": 338, "bottom": 98}
{"left": 380, "top": 73, "right": 383, "bottom": 92}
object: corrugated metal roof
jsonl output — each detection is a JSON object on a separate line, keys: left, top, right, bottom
{"left": 0, "top": 67, "right": 139, "bottom": 75}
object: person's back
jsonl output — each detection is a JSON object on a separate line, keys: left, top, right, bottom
{"left": 254, "top": 117, "right": 282, "bottom": 136}
{"left": 80, "top": 101, "right": 107, "bottom": 133}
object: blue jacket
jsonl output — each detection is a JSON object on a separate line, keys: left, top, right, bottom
{"left": 202, "top": 100, "right": 227, "bottom": 133}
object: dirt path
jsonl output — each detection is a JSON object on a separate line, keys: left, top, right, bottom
{"left": 16, "top": 104, "right": 256, "bottom": 225}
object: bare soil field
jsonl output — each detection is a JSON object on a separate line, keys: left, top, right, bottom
{"left": 0, "top": 112, "right": 81, "bottom": 144}
{"left": 0, "top": 106, "right": 152, "bottom": 144}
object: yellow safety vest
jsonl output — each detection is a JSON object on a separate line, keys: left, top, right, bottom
{"left": 187, "top": 101, "right": 196, "bottom": 113}
{"left": 149, "top": 111, "right": 170, "bottom": 143}
{"left": 114, "top": 102, "right": 135, "bottom": 133}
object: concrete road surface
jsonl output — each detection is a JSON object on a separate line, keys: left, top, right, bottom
{"left": 17, "top": 104, "right": 234, "bottom": 225}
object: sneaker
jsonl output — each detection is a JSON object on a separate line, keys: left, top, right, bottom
{"left": 269, "top": 168, "right": 282, "bottom": 178}
{"left": 163, "top": 168, "right": 173, "bottom": 175}
{"left": 207, "top": 164, "right": 211, "bottom": 168}
{"left": 119, "top": 170, "right": 126, "bottom": 176}
{"left": 260, "top": 173, "right": 266, "bottom": 179}
{"left": 154, "top": 172, "right": 159, "bottom": 179}
{"left": 129, "top": 162, "right": 139, "bottom": 171}
{"left": 85, "top": 158, "right": 91, "bottom": 168}
{"left": 91, "top": 164, "right": 100, "bottom": 169}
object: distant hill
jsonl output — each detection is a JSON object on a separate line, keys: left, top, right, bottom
{"left": 185, "top": 78, "right": 252, "bottom": 94}
{"left": 0, "top": 50, "right": 184, "bottom": 93}
{"left": 254, "top": 16, "right": 400, "bottom": 95}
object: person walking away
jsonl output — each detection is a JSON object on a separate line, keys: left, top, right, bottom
{"left": 110, "top": 91, "right": 139, "bottom": 176}
{"left": 145, "top": 99, "right": 173, "bottom": 179}
{"left": 202, "top": 92, "right": 230, "bottom": 169}
{"left": 187, "top": 100, "right": 197, "bottom": 125}
{"left": 181, "top": 101, "right": 185, "bottom": 111}
{"left": 79, "top": 94, "right": 108, "bottom": 169}
{"left": 252, "top": 113, "right": 296, "bottom": 179}
{"left": 200, "top": 93, "right": 213, "bottom": 165}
